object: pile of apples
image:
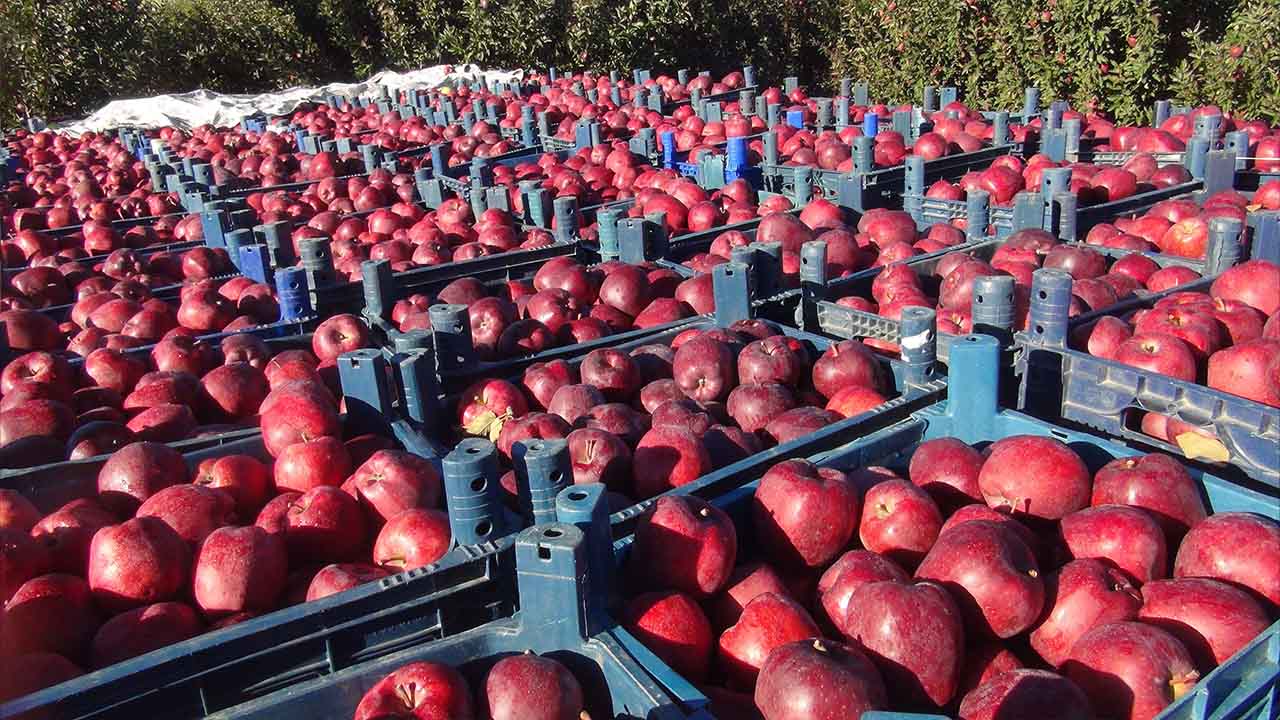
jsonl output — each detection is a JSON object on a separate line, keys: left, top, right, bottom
{"left": 838, "top": 227, "right": 1207, "bottom": 344}
{"left": 1075, "top": 258, "right": 1280, "bottom": 412}
{"left": 351, "top": 654, "right": 585, "bottom": 719}
{"left": 456, "top": 322, "right": 895, "bottom": 506}
{"left": 620, "top": 436, "right": 1280, "bottom": 720}
{"left": 0, "top": 337, "right": 447, "bottom": 704}
{"left": 1086, "top": 182, "right": 1280, "bottom": 258}
{"left": 0, "top": 312, "right": 371, "bottom": 465}
{"left": 2, "top": 129, "right": 173, "bottom": 231}
{"left": 1058, "top": 106, "right": 1280, "bottom": 171}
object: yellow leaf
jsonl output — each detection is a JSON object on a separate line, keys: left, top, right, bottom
{"left": 1174, "top": 431, "right": 1230, "bottom": 463}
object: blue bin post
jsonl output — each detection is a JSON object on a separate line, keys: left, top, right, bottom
{"left": 993, "top": 112, "right": 1010, "bottom": 146}
{"left": 660, "top": 130, "right": 677, "bottom": 169}
{"left": 903, "top": 155, "right": 925, "bottom": 223}
{"left": 1022, "top": 88, "right": 1041, "bottom": 121}
{"left": 764, "top": 131, "right": 780, "bottom": 168}
{"left": 338, "top": 349, "right": 395, "bottom": 437}
{"left": 552, "top": 196, "right": 579, "bottom": 244}
{"left": 1024, "top": 268, "right": 1073, "bottom": 349}
{"left": 201, "top": 206, "right": 229, "bottom": 249}
{"left": 555, "top": 484, "right": 613, "bottom": 605}
{"left": 839, "top": 77, "right": 852, "bottom": 99}
{"left": 1224, "top": 131, "right": 1249, "bottom": 170}
{"left": 299, "top": 238, "right": 335, "bottom": 307}
{"left": 512, "top": 439, "right": 571, "bottom": 524}
{"left": 238, "top": 245, "right": 270, "bottom": 284}
{"left": 799, "top": 241, "right": 828, "bottom": 332}
{"left": 945, "top": 334, "right": 1001, "bottom": 443}
{"left": 224, "top": 229, "right": 252, "bottom": 271}
{"left": 786, "top": 108, "right": 805, "bottom": 130}
{"left": 275, "top": 267, "right": 311, "bottom": 321}
{"left": 1252, "top": 212, "right": 1280, "bottom": 265}
{"left": 900, "top": 307, "right": 939, "bottom": 388}
{"left": 739, "top": 89, "right": 756, "bottom": 116}
{"left": 520, "top": 181, "right": 550, "bottom": 228}
{"left": 1204, "top": 216, "right": 1244, "bottom": 276}
{"left": 1154, "top": 99, "right": 1172, "bottom": 128}
{"left": 965, "top": 190, "right": 991, "bottom": 241}
{"left": 443, "top": 440, "right": 510, "bottom": 547}
{"left": 1186, "top": 137, "right": 1210, "bottom": 180}
{"left": 429, "top": 144, "right": 447, "bottom": 179}
{"left": 923, "top": 85, "right": 939, "bottom": 113}
{"left": 750, "top": 241, "right": 783, "bottom": 300}
{"left": 392, "top": 347, "right": 441, "bottom": 433}
{"left": 971, "top": 275, "right": 1016, "bottom": 348}
{"left": 743, "top": 65, "right": 756, "bottom": 88}
{"left": 360, "top": 259, "right": 395, "bottom": 324}
{"left": 835, "top": 96, "right": 850, "bottom": 130}
{"left": 854, "top": 80, "right": 870, "bottom": 107}
{"left": 520, "top": 105, "right": 536, "bottom": 147}
{"left": 429, "top": 304, "right": 476, "bottom": 373}
{"left": 713, "top": 262, "right": 752, "bottom": 326}
{"left": 597, "top": 207, "right": 624, "bottom": 262}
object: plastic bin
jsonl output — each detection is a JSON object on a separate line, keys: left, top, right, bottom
{"left": 203, "top": 511, "right": 689, "bottom": 719}
{"left": 616, "top": 333, "right": 1280, "bottom": 720}
{"left": 1018, "top": 268, "right": 1280, "bottom": 487}
{"left": 0, "top": 349, "right": 545, "bottom": 720}
{"left": 795, "top": 219, "right": 1243, "bottom": 365}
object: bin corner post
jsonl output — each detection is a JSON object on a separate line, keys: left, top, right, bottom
{"left": 337, "top": 349, "right": 394, "bottom": 437}
{"left": 899, "top": 307, "right": 939, "bottom": 389}
{"left": 945, "top": 334, "right": 1000, "bottom": 442}
{"left": 712, "top": 261, "right": 752, "bottom": 327}
{"left": 1025, "top": 268, "right": 1073, "bottom": 349}
{"left": 512, "top": 438, "right": 571, "bottom": 525}
{"left": 555, "top": 483, "right": 613, "bottom": 619}
{"left": 1204, "top": 216, "right": 1244, "bottom": 276}
{"left": 392, "top": 346, "right": 441, "bottom": 433}
{"left": 275, "top": 267, "right": 311, "bottom": 321}
{"left": 360, "top": 259, "right": 395, "bottom": 325}
{"left": 1250, "top": 211, "right": 1280, "bottom": 265}
{"left": 443, "top": 439, "right": 509, "bottom": 548}
{"left": 965, "top": 190, "right": 991, "bottom": 242}
{"left": 552, "top": 196, "right": 580, "bottom": 244}
{"left": 798, "top": 241, "right": 829, "bottom": 332}
{"left": 514, "top": 522, "right": 593, "bottom": 649}
{"left": 428, "top": 303, "right": 476, "bottom": 374}
{"left": 971, "top": 275, "right": 1016, "bottom": 349}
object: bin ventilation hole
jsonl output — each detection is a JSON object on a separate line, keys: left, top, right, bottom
{"left": 471, "top": 479, "right": 487, "bottom": 493}
{"left": 475, "top": 521, "right": 492, "bottom": 537}
{"left": 976, "top": 296, "right": 985, "bottom": 304}
{"left": 1036, "top": 325, "right": 1045, "bottom": 335}
{"left": 465, "top": 445, "right": 482, "bottom": 454}
{"left": 550, "top": 472, "right": 565, "bottom": 487}
{"left": 538, "top": 546, "right": 552, "bottom": 560}
{"left": 544, "top": 528, "right": 564, "bottom": 538}
{"left": 568, "top": 491, "right": 589, "bottom": 501}
{"left": 1038, "top": 290, "right": 1048, "bottom": 300}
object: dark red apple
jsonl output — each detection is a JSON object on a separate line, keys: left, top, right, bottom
{"left": 978, "top": 435, "right": 1091, "bottom": 522}
{"left": 87, "top": 516, "right": 191, "bottom": 612}
{"left": 1063, "top": 621, "right": 1199, "bottom": 720}
{"left": 1060, "top": 504, "right": 1168, "bottom": 585}
{"left": 1091, "top": 453, "right": 1207, "bottom": 543}
{"left": 1029, "top": 558, "right": 1143, "bottom": 667}
{"left": 752, "top": 459, "right": 860, "bottom": 570}
{"left": 958, "top": 669, "right": 1093, "bottom": 720}
{"left": 1174, "top": 512, "right": 1280, "bottom": 610}
{"left": 630, "top": 494, "right": 737, "bottom": 598}
{"left": 717, "top": 592, "right": 820, "bottom": 689}
{"left": 622, "top": 590, "right": 714, "bottom": 681}
{"left": 192, "top": 525, "right": 288, "bottom": 616}
{"left": 754, "top": 639, "right": 887, "bottom": 720}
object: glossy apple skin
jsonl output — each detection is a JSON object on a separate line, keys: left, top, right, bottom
{"left": 858, "top": 478, "right": 943, "bottom": 568}
{"left": 754, "top": 639, "right": 888, "bottom": 720}
{"left": 629, "top": 495, "right": 737, "bottom": 599}
{"left": 842, "top": 580, "right": 965, "bottom": 708}
{"left": 1060, "top": 504, "right": 1169, "bottom": 585}
{"left": 958, "top": 669, "right": 1093, "bottom": 720}
{"left": 816, "top": 550, "right": 910, "bottom": 635}
{"left": 1030, "top": 558, "right": 1143, "bottom": 667}
{"left": 1091, "top": 453, "right": 1207, "bottom": 544}
{"left": 1174, "top": 512, "right": 1280, "bottom": 611}
{"left": 482, "top": 653, "right": 584, "bottom": 720}
{"left": 87, "top": 516, "right": 191, "bottom": 612}
{"left": 632, "top": 426, "right": 712, "bottom": 499}
{"left": 353, "top": 661, "right": 473, "bottom": 720}
{"left": 622, "top": 590, "right": 714, "bottom": 682}
{"left": 908, "top": 437, "right": 984, "bottom": 510}
{"left": 752, "top": 459, "right": 860, "bottom": 570}
{"left": 1138, "top": 577, "right": 1272, "bottom": 673}
{"left": 1063, "top": 621, "right": 1200, "bottom": 720}
{"left": 977, "top": 435, "right": 1091, "bottom": 522}
{"left": 915, "top": 520, "right": 1044, "bottom": 638}
{"left": 304, "top": 563, "right": 389, "bottom": 601}
{"left": 717, "top": 592, "right": 821, "bottom": 690}
{"left": 192, "top": 525, "right": 289, "bottom": 616}
{"left": 707, "top": 562, "right": 793, "bottom": 630}
{"left": 89, "top": 601, "right": 204, "bottom": 670}
{"left": 1113, "top": 333, "right": 1199, "bottom": 382}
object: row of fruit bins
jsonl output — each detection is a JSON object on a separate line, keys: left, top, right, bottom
{"left": 2, "top": 65, "right": 1278, "bottom": 720}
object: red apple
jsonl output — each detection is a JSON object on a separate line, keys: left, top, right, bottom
{"left": 1091, "top": 453, "right": 1207, "bottom": 543}
{"left": 717, "top": 592, "right": 820, "bottom": 689}
{"left": 1174, "top": 512, "right": 1280, "bottom": 610}
{"left": 630, "top": 495, "right": 737, "bottom": 598}
{"left": 858, "top": 478, "right": 943, "bottom": 568}
{"left": 1063, "top": 621, "right": 1199, "bottom": 720}
{"left": 908, "top": 437, "right": 985, "bottom": 510}
{"left": 622, "top": 590, "right": 714, "bottom": 681}
{"left": 754, "top": 639, "right": 887, "bottom": 720}
{"left": 1060, "top": 504, "right": 1168, "bottom": 585}
{"left": 753, "top": 459, "right": 860, "bottom": 569}
{"left": 353, "top": 661, "right": 473, "bottom": 720}
{"left": 87, "top": 516, "right": 191, "bottom": 612}
{"left": 632, "top": 426, "right": 713, "bottom": 499}
{"left": 89, "top": 601, "right": 203, "bottom": 669}
{"left": 978, "top": 435, "right": 1091, "bottom": 522}
{"left": 273, "top": 436, "right": 352, "bottom": 494}
{"left": 958, "top": 669, "right": 1093, "bottom": 720}
{"left": 1029, "top": 558, "right": 1143, "bottom": 667}
{"left": 135, "top": 483, "right": 236, "bottom": 548}
{"left": 482, "top": 654, "right": 584, "bottom": 720}
{"left": 372, "top": 507, "right": 451, "bottom": 571}
{"left": 96, "top": 440, "right": 188, "bottom": 516}
{"left": 192, "top": 525, "right": 288, "bottom": 616}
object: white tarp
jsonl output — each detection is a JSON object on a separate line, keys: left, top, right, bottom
{"left": 54, "top": 64, "right": 524, "bottom": 137}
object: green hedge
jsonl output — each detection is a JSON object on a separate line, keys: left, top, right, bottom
{"left": 2, "top": 0, "right": 1276, "bottom": 130}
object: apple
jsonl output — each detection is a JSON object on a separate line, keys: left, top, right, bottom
{"left": 1091, "top": 453, "right": 1207, "bottom": 543}
{"left": 1174, "top": 512, "right": 1280, "bottom": 610}
{"left": 341, "top": 449, "right": 442, "bottom": 527}
{"left": 673, "top": 335, "right": 737, "bottom": 402}
{"left": 87, "top": 516, "right": 191, "bottom": 612}
{"left": 1207, "top": 338, "right": 1280, "bottom": 407}
{"left": 494, "top": 413, "right": 571, "bottom": 460}
{"left": 576, "top": 402, "right": 649, "bottom": 446}
{"left": 311, "top": 314, "right": 370, "bottom": 363}
{"left": 135, "top": 483, "right": 236, "bottom": 548}
{"left": 754, "top": 639, "right": 887, "bottom": 720}
{"left": 199, "top": 363, "right": 270, "bottom": 421}
{"left": 1063, "top": 621, "right": 1199, "bottom": 720}
{"left": 482, "top": 654, "right": 584, "bottom": 720}
{"left": 811, "top": 340, "right": 884, "bottom": 399}
{"left": 622, "top": 591, "right": 714, "bottom": 681}
{"left": 763, "top": 407, "right": 841, "bottom": 446}
{"left": 632, "top": 426, "right": 713, "bottom": 498}
{"left": 908, "top": 438, "right": 985, "bottom": 510}
{"left": 1138, "top": 577, "right": 1271, "bottom": 674}
{"left": 305, "top": 563, "right": 390, "bottom": 601}
{"left": 1029, "top": 558, "right": 1143, "bottom": 667}
{"left": 726, "top": 383, "right": 799, "bottom": 433}
{"left": 282, "top": 486, "right": 367, "bottom": 563}
{"left": 458, "top": 378, "right": 529, "bottom": 441}
{"left": 521, "top": 360, "right": 577, "bottom": 410}
{"left": 718, "top": 592, "right": 820, "bottom": 689}
{"left": 353, "top": 661, "right": 473, "bottom": 720}
{"left": 630, "top": 495, "right": 737, "bottom": 598}
{"left": 193, "top": 455, "right": 272, "bottom": 518}
{"left": 580, "top": 348, "right": 642, "bottom": 402}
{"left": 565, "top": 428, "right": 630, "bottom": 490}
{"left": 259, "top": 380, "right": 343, "bottom": 457}
{"left": 1060, "top": 504, "right": 1168, "bottom": 585}
{"left": 1113, "top": 333, "right": 1198, "bottom": 382}
{"left": 915, "top": 520, "right": 1044, "bottom": 638}
{"left": 753, "top": 459, "right": 860, "bottom": 570}
{"left": 192, "top": 525, "right": 288, "bottom": 616}
{"left": 89, "top": 601, "right": 204, "bottom": 670}
{"left": 597, "top": 265, "right": 652, "bottom": 317}
{"left": 96, "top": 440, "right": 188, "bottom": 516}
{"left": 816, "top": 550, "right": 909, "bottom": 634}
{"left": 858, "top": 478, "right": 943, "bottom": 568}
{"left": 371, "top": 506, "right": 451, "bottom": 572}
{"left": 843, "top": 580, "right": 965, "bottom": 707}
{"left": 0, "top": 489, "right": 41, "bottom": 532}
{"left": 958, "top": 669, "right": 1093, "bottom": 720}
{"left": 978, "top": 435, "right": 1091, "bottom": 522}
{"left": 738, "top": 337, "right": 804, "bottom": 387}
{"left": 273, "top": 436, "right": 352, "bottom": 494}
{"left": 1, "top": 573, "right": 99, "bottom": 663}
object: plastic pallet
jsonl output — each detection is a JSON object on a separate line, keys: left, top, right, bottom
{"left": 1019, "top": 268, "right": 1280, "bottom": 487}
{"left": 617, "top": 333, "right": 1280, "bottom": 720}
{"left": 204, "top": 513, "right": 687, "bottom": 720}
